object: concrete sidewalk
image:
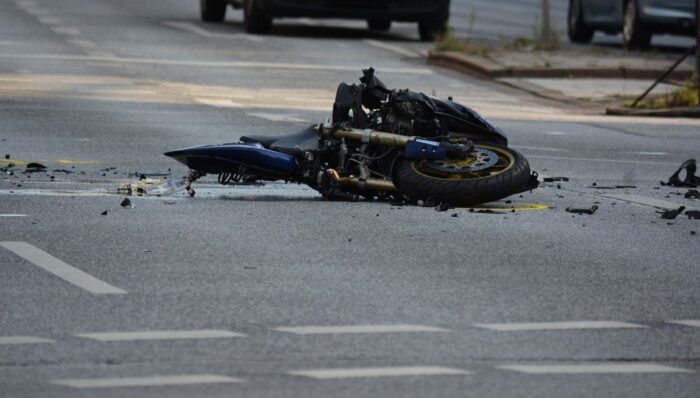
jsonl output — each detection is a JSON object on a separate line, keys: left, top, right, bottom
{"left": 428, "top": 47, "right": 697, "bottom": 112}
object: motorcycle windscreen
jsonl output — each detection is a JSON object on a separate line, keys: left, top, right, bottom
{"left": 164, "top": 143, "right": 301, "bottom": 177}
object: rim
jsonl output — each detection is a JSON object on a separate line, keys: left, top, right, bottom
{"left": 410, "top": 145, "right": 515, "bottom": 180}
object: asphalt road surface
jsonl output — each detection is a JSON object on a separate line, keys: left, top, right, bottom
{"left": 1, "top": 1, "right": 700, "bottom": 397}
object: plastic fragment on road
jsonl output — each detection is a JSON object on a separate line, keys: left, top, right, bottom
{"left": 685, "top": 189, "right": 699, "bottom": 199}
{"left": 543, "top": 177, "right": 569, "bottom": 182}
{"left": 117, "top": 177, "right": 186, "bottom": 197}
{"left": 686, "top": 210, "right": 700, "bottom": 220}
{"left": 662, "top": 159, "right": 699, "bottom": 188}
{"left": 24, "top": 162, "right": 47, "bottom": 173}
{"left": 657, "top": 206, "right": 686, "bottom": 220}
{"left": 120, "top": 198, "right": 133, "bottom": 208}
{"left": 566, "top": 205, "right": 599, "bottom": 215}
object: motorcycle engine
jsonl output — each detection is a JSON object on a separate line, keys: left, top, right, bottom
{"left": 380, "top": 89, "right": 441, "bottom": 137}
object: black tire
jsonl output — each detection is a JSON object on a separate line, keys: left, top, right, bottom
{"left": 244, "top": 0, "right": 272, "bottom": 34}
{"left": 623, "top": 0, "right": 651, "bottom": 49}
{"left": 200, "top": 0, "right": 226, "bottom": 22}
{"left": 393, "top": 144, "right": 533, "bottom": 206}
{"left": 567, "top": 0, "right": 594, "bottom": 44}
{"left": 368, "top": 19, "right": 392, "bottom": 32}
{"left": 418, "top": 19, "right": 447, "bottom": 42}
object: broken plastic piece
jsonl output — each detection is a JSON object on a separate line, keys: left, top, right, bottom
{"left": 120, "top": 198, "right": 132, "bottom": 208}
{"left": 686, "top": 210, "right": 700, "bottom": 220}
{"left": 543, "top": 177, "right": 569, "bottom": 182}
{"left": 435, "top": 203, "right": 450, "bottom": 212}
{"left": 657, "top": 206, "right": 685, "bottom": 220}
{"left": 566, "top": 205, "right": 599, "bottom": 215}
{"left": 25, "top": 162, "right": 47, "bottom": 173}
{"left": 663, "top": 159, "right": 699, "bottom": 187}
{"left": 685, "top": 189, "right": 699, "bottom": 199}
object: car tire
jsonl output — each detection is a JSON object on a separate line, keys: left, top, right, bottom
{"left": 567, "top": 0, "right": 594, "bottom": 43}
{"left": 368, "top": 19, "right": 392, "bottom": 32}
{"left": 418, "top": 19, "right": 447, "bottom": 42}
{"left": 201, "top": 0, "right": 226, "bottom": 22}
{"left": 244, "top": 0, "right": 272, "bottom": 34}
{"left": 623, "top": 0, "right": 651, "bottom": 49}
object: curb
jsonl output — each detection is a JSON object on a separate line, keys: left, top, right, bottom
{"left": 428, "top": 51, "right": 694, "bottom": 80}
{"left": 606, "top": 106, "right": 700, "bottom": 117}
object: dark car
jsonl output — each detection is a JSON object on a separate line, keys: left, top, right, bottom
{"left": 200, "top": 0, "right": 450, "bottom": 41}
{"left": 568, "top": 0, "right": 696, "bottom": 49}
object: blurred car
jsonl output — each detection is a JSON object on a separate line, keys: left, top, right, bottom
{"left": 568, "top": 0, "right": 697, "bottom": 48}
{"left": 199, "top": 0, "right": 450, "bottom": 41}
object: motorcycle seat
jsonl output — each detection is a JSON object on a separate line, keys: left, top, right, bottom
{"left": 240, "top": 125, "right": 319, "bottom": 157}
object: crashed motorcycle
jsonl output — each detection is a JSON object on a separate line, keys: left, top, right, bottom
{"left": 165, "top": 68, "right": 538, "bottom": 206}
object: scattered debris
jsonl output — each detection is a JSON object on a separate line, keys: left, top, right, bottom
{"left": 24, "top": 162, "right": 47, "bottom": 173}
{"left": 100, "top": 210, "right": 108, "bottom": 216}
{"left": 662, "top": 159, "right": 699, "bottom": 187}
{"left": 686, "top": 210, "right": 700, "bottom": 220}
{"left": 142, "top": 250, "right": 151, "bottom": 253}
{"left": 52, "top": 169, "right": 73, "bottom": 174}
{"left": 119, "top": 197, "right": 132, "bottom": 208}
{"left": 565, "top": 205, "right": 599, "bottom": 215}
{"left": 657, "top": 206, "right": 685, "bottom": 220}
{"left": 685, "top": 189, "right": 700, "bottom": 199}
{"left": 451, "top": 213, "right": 459, "bottom": 217}
{"left": 691, "top": 231, "right": 697, "bottom": 235}
{"left": 543, "top": 177, "right": 569, "bottom": 182}
{"left": 587, "top": 185, "right": 637, "bottom": 189}
{"left": 435, "top": 203, "right": 450, "bottom": 212}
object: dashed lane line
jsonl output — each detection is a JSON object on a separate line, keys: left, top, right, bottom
{"left": 0, "top": 53, "right": 435, "bottom": 75}
{"left": 288, "top": 366, "right": 471, "bottom": 380}
{"left": 0, "top": 242, "right": 126, "bottom": 295}
{"left": 668, "top": 320, "right": 700, "bottom": 328}
{"left": 162, "top": 21, "right": 264, "bottom": 42}
{"left": 0, "top": 336, "right": 54, "bottom": 345}
{"left": 52, "top": 374, "right": 242, "bottom": 389}
{"left": 0, "top": 214, "right": 27, "bottom": 217}
{"left": 275, "top": 324, "right": 448, "bottom": 335}
{"left": 475, "top": 321, "right": 648, "bottom": 331}
{"left": 362, "top": 39, "right": 421, "bottom": 58}
{"left": 497, "top": 363, "right": 693, "bottom": 374}
{"left": 76, "top": 329, "right": 245, "bottom": 341}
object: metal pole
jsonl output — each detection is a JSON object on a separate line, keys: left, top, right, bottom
{"left": 541, "top": 0, "right": 552, "bottom": 46}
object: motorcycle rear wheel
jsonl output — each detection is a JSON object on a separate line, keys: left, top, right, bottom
{"left": 394, "top": 144, "right": 532, "bottom": 206}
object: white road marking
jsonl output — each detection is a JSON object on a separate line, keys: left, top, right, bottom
{"left": 193, "top": 98, "right": 244, "bottom": 108}
{"left": 0, "top": 214, "right": 27, "bottom": 217}
{"left": 634, "top": 152, "right": 667, "bottom": 156}
{"left": 528, "top": 155, "right": 680, "bottom": 166}
{"left": 247, "top": 112, "right": 310, "bottom": 123}
{"left": 497, "top": 363, "right": 693, "bottom": 374}
{"left": 51, "top": 26, "right": 81, "bottom": 36}
{"left": 597, "top": 193, "right": 697, "bottom": 210}
{"left": 24, "top": 7, "right": 50, "bottom": 16}
{"left": 510, "top": 145, "right": 568, "bottom": 152}
{"left": 37, "top": 16, "right": 63, "bottom": 25}
{"left": 52, "top": 374, "right": 242, "bottom": 389}
{"left": 162, "top": 21, "right": 264, "bottom": 42}
{"left": 362, "top": 39, "right": 420, "bottom": 58}
{"left": 275, "top": 324, "right": 448, "bottom": 335}
{"left": 0, "top": 336, "right": 54, "bottom": 345}
{"left": 0, "top": 53, "right": 435, "bottom": 75}
{"left": 0, "top": 242, "right": 126, "bottom": 295}
{"left": 15, "top": 0, "right": 39, "bottom": 7}
{"left": 668, "top": 320, "right": 700, "bottom": 328}
{"left": 76, "top": 329, "right": 245, "bottom": 341}
{"left": 543, "top": 131, "right": 568, "bottom": 135}
{"left": 67, "top": 39, "right": 97, "bottom": 48}
{"left": 288, "top": 366, "right": 471, "bottom": 379}
{"left": 475, "top": 321, "right": 647, "bottom": 331}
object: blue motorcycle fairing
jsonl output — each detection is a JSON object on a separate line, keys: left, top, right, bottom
{"left": 164, "top": 142, "right": 301, "bottom": 177}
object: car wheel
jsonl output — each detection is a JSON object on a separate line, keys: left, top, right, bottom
{"left": 244, "top": 0, "right": 272, "bottom": 34}
{"left": 418, "top": 19, "right": 447, "bottom": 42}
{"left": 567, "top": 0, "right": 594, "bottom": 43}
{"left": 623, "top": 0, "right": 651, "bottom": 49}
{"left": 201, "top": 0, "right": 226, "bottom": 22}
{"left": 368, "top": 19, "right": 392, "bottom": 32}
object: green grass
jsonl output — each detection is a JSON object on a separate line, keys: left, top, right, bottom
{"left": 625, "top": 74, "right": 699, "bottom": 109}
{"left": 435, "top": 29, "right": 492, "bottom": 58}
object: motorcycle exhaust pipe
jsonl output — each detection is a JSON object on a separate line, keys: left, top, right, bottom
{"left": 326, "top": 169, "right": 398, "bottom": 192}
{"left": 327, "top": 127, "right": 415, "bottom": 147}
